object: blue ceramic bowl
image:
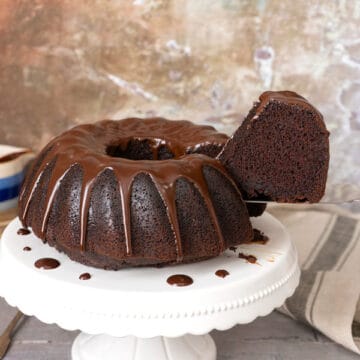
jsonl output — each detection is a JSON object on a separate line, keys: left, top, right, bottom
{"left": 0, "top": 145, "right": 34, "bottom": 211}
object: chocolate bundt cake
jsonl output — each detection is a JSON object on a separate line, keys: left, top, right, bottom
{"left": 19, "top": 118, "right": 253, "bottom": 269}
{"left": 219, "top": 91, "right": 329, "bottom": 203}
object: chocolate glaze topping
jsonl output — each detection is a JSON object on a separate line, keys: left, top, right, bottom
{"left": 23, "top": 246, "right": 31, "bottom": 251}
{"left": 255, "top": 91, "right": 324, "bottom": 121}
{"left": 35, "top": 258, "right": 60, "bottom": 270}
{"left": 79, "top": 272, "right": 91, "bottom": 280}
{"left": 17, "top": 228, "right": 31, "bottom": 235}
{"left": 167, "top": 274, "right": 193, "bottom": 286}
{"left": 20, "top": 118, "right": 230, "bottom": 260}
{"left": 215, "top": 269, "right": 229, "bottom": 278}
{"left": 0, "top": 150, "right": 30, "bottom": 163}
{"left": 238, "top": 253, "right": 257, "bottom": 264}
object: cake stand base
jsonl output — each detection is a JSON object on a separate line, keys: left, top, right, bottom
{"left": 72, "top": 333, "right": 216, "bottom": 360}
{"left": 0, "top": 213, "right": 300, "bottom": 360}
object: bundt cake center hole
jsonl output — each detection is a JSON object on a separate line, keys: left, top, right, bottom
{"left": 106, "top": 139, "right": 175, "bottom": 160}
{"left": 106, "top": 145, "right": 127, "bottom": 158}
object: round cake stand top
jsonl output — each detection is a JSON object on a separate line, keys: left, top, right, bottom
{"left": 0, "top": 213, "right": 300, "bottom": 338}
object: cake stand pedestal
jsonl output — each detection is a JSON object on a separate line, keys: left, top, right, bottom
{"left": 0, "top": 213, "right": 300, "bottom": 360}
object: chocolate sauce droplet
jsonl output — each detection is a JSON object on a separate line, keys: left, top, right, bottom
{"left": 167, "top": 274, "right": 193, "bottom": 287}
{"left": 35, "top": 258, "right": 60, "bottom": 270}
{"left": 238, "top": 253, "right": 257, "bottom": 264}
{"left": 23, "top": 246, "right": 31, "bottom": 251}
{"left": 252, "top": 228, "right": 269, "bottom": 244}
{"left": 17, "top": 228, "right": 31, "bottom": 235}
{"left": 215, "top": 269, "right": 229, "bottom": 278}
{"left": 79, "top": 273, "right": 91, "bottom": 280}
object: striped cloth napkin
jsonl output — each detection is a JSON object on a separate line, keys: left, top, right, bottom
{"left": 268, "top": 204, "right": 360, "bottom": 354}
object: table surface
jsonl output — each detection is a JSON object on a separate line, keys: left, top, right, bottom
{"left": 0, "top": 209, "right": 358, "bottom": 360}
{"left": 0, "top": 298, "right": 358, "bottom": 360}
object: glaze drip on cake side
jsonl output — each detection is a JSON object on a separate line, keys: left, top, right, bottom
{"left": 19, "top": 118, "right": 244, "bottom": 265}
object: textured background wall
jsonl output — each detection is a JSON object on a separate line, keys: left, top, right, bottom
{"left": 0, "top": 0, "right": 359, "bottom": 191}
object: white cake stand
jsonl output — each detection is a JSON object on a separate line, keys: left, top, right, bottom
{"left": 0, "top": 213, "right": 300, "bottom": 360}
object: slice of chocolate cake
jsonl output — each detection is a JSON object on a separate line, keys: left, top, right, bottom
{"left": 218, "top": 91, "right": 329, "bottom": 203}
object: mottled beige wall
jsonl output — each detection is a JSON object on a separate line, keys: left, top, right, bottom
{"left": 0, "top": 0, "right": 359, "bottom": 186}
